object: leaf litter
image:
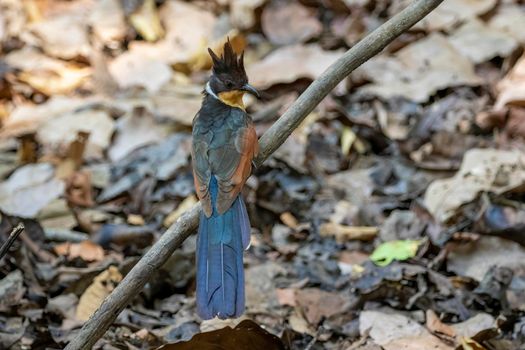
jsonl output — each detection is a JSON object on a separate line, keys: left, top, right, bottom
{"left": 1, "top": 0, "right": 525, "bottom": 349}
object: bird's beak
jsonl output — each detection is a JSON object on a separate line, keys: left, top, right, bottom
{"left": 242, "top": 84, "right": 260, "bottom": 99}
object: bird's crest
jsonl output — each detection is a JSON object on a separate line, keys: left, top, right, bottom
{"left": 208, "top": 40, "right": 246, "bottom": 79}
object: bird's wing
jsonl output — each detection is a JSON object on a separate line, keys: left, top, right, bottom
{"left": 192, "top": 115, "right": 213, "bottom": 216}
{"left": 208, "top": 115, "right": 258, "bottom": 215}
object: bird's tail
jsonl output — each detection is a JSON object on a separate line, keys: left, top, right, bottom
{"left": 195, "top": 179, "right": 251, "bottom": 319}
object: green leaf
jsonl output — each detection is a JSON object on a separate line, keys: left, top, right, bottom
{"left": 370, "top": 240, "right": 421, "bottom": 266}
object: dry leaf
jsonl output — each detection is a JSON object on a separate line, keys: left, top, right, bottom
{"left": 230, "top": 0, "right": 267, "bottom": 29}
{"left": 151, "top": 89, "right": 202, "bottom": 126}
{"left": 37, "top": 198, "right": 77, "bottom": 230}
{"left": 261, "top": 2, "right": 322, "bottom": 45}
{"left": 275, "top": 288, "right": 296, "bottom": 307}
{"left": 488, "top": 4, "right": 525, "bottom": 45}
{"left": 37, "top": 109, "right": 115, "bottom": 159}
{"left": 288, "top": 309, "right": 315, "bottom": 336}
{"left": 129, "top": 0, "right": 164, "bottom": 42}
{"left": 448, "top": 236, "right": 525, "bottom": 281}
{"left": 295, "top": 288, "right": 348, "bottom": 325}
{"left": 383, "top": 335, "right": 452, "bottom": 350}
{"left": 0, "top": 96, "right": 90, "bottom": 138}
{"left": 426, "top": 309, "right": 456, "bottom": 340}
{"left": 424, "top": 148, "right": 525, "bottom": 222}
{"left": 29, "top": 13, "right": 90, "bottom": 59}
{"left": 452, "top": 313, "right": 495, "bottom": 339}
{"left": 88, "top": 0, "right": 127, "bottom": 44}
{"left": 495, "top": 53, "right": 525, "bottom": 110}
{"left": 124, "top": 0, "right": 216, "bottom": 67}
{"left": 5, "top": 47, "right": 90, "bottom": 95}
{"left": 54, "top": 240, "right": 105, "bottom": 262}
{"left": 109, "top": 108, "right": 170, "bottom": 161}
{"left": 356, "top": 33, "right": 481, "bottom": 103}
{"left": 76, "top": 266, "right": 123, "bottom": 321}
{"left": 109, "top": 50, "right": 173, "bottom": 93}
{"left": 247, "top": 44, "right": 343, "bottom": 89}
{"left": 448, "top": 19, "right": 518, "bottom": 64}
{"left": 360, "top": 311, "right": 427, "bottom": 346}
{"left": 411, "top": 0, "right": 497, "bottom": 31}
{"left": 0, "top": 163, "right": 65, "bottom": 218}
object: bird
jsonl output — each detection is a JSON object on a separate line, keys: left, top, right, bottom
{"left": 191, "top": 40, "right": 260, "bottom": 320}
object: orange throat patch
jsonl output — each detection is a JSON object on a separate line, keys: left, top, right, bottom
{"left": 218, "top": 90, "right": 245, "bottom": 110}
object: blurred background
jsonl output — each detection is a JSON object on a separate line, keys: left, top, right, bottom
{"left": 1, "top": 0, "right": 525, "bottom": 349}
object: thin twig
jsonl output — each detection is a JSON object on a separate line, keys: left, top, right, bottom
{"left": 64, "top": 1, "right": 445, "bottom": 348}
{"left": 0, "top": 223, "right": 25, "bottom": 263}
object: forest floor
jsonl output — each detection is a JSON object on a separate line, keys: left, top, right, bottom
{"left": 1, "top": 0, "right": 525, "bottom": 349}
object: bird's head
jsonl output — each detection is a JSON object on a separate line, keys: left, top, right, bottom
{"left": 207, "top": 40, "right": 259, "bottom": 109}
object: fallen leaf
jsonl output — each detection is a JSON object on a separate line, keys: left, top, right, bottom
{"left": 452, "top": 313, "right": 495, "bottom": 339}
{"left": 424, "top": 148, "right": 525, "bottom": 223}
{"left": 109, "top": 50, "right": 173, "bottom": 93}
{"left": 383, "top": 335, "right": 452, "bottom": 350}
{"left": 129, "top": 0, "right": 164, "bottom": 42}
{"left": 261, "top": 1, "right": 322, "bottom": 45}
{"left": 448, "top": 19, "right": 518, "bottom": 64}
{"left": 37, "top": 109, "right": 115, "bottom": 159}
{"left": 37, "top": 198, "right": 77, "bottom": 230}
{"left": 275, "top": 288, "right": 296, "bottom": 307}
{"left": 76, "top": 266, "right": 123, "bottom": 321}
{"left": 0, "top": 0, "right": 26, "bottom": 40}
{"left": 0, "top": 163, "right": 65, "bottom": 218}
{"left": 356, "top": 33, "right": 481, "bottom": 102}
{"left": 156, "top": 320, "right": 285, "bottom": 350}
{"left": 379, "top": 210, "right": 426, "bottom": 242}
{"left": 426, "top": 309, "right": 455, "bottom": 340}
{"left": 245, "top": 262, "right": 285, "bottom": 312}
{"left": 411, "top": 0, "right": 497, "bottom": 31}
{"left": 4, "top": 47, "right": 91, "bottom": 95}
{"left": 295, "top": 288, "right": 349, "bottom": 325}
{"left": 109, "top": 108, "right": 170, "bottom": 161}
{"left": 495, "top": 53, "right": 525, "bottom": 110}
{"left": 247, "top": 44, "right": 344, "bottom": 89}
{"left": 151, "top": 88, "right": 203, "bottom": 126}
{"left": 448, "top": 236, "right": 525, "bottom": 281}
{"left": 46, "top": 293, "right": 78, "bottom": 320}
{"left": 54, "top": 240, "right": 105, "bottom": 262}
{"left": 88, "top": 0, "right": 127, "bottom": 44}
{"left": 124, "top": 0, "right": 216, "bottom": 67}
{"left": 319, "top": 223, "right": 378, "bottom": 243}
{"left": 230, "top": 0, "right": 267, "bottom": 30}
{"left": 288, "top": 309, "right": 315, "bottom": 336}
{"left": 29, "top": 12, "right": 90, "bottom": 59}
{"left": 0, "top": 95, "right": 91, "bottom": 138}
{"left": 0, "top": 270, "right": 26, "bottom": 310}
{"left": 359, "top": 311, "right": 427, "bottom": 345}
{"left": 370, "top": 240, "right": 420, "bottom": 266}
{"left": 488, "top": 4, "right": 525, "bottom": 45}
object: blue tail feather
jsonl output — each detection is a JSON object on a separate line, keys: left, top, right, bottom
{"left": 196, "top": 177, "right": 250, "bottom": 319}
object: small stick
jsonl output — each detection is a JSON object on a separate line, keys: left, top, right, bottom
{"left": 0, "top": 223, "right": 25, "bottom": 262}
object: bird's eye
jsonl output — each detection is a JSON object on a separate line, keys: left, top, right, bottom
{"left": 225, "top": 81, "right": 234, "bottom": 89}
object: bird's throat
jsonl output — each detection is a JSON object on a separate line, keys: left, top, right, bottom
{"left": 218, "top": 90, "right": 245, "bottom": 110}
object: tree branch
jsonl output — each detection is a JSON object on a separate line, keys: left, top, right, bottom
{"left": 0, "top": 223, "right": 24, "bottom": 263}
{"left": 65, "top": 1, "right": 445, "bottom": 348}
